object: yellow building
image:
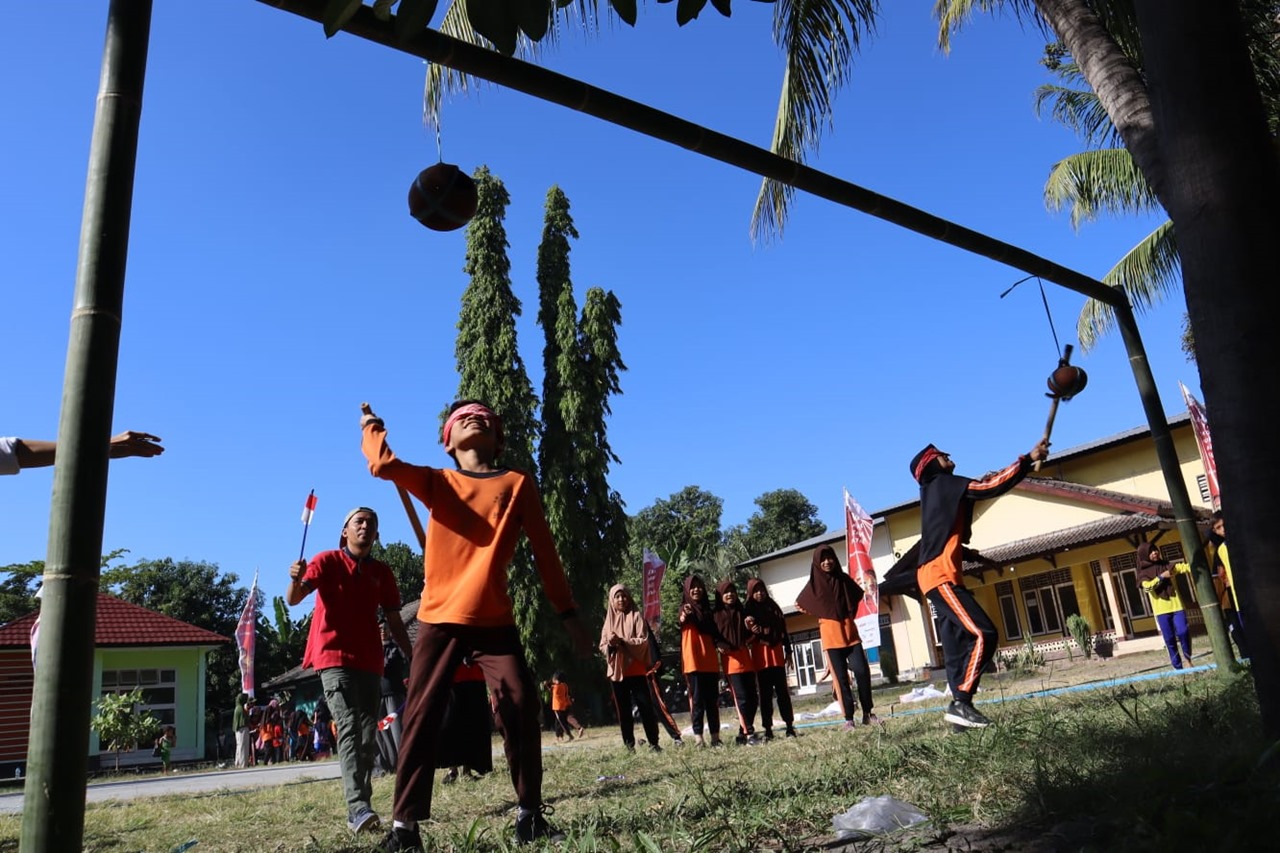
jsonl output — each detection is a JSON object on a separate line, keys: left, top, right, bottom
{"left": 739, "top": 412, "right": 1214, "bottom": 692}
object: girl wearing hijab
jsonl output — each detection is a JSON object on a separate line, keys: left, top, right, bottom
{"left": 714, "top": 579, "right": 760, "bottom": 744}
{"left": 678, "top": 575, "right": 724, "bottom": 747}
{"left": 599, "top": 584, "right": 662, "bottom": 752}
{"left": 1136, "top": 542, "right": 1194, "bottom": 669}
{"left": 744, "top": 578, "right": 797, "bottom": 739}
{"left": 796, "top": 546, "right": 878, "bottom": 729}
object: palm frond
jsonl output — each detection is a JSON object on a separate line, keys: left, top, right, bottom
{"left": 750, "top": 0, "right": 880, "bottom": 242}
{"left": 423, "top": 1, "right": 606, "bottom": 131}
{"left": 1033, "top": 76, "right": 1121, "bottom": 148}
{"left": 934, "top": 0, "right": 1041, "bottom": 53}
{"left": 1043, "top": 147, "right": 1158, "bottom": 228}
{"left": 1076, "top": 220, "right": 1179, "bottom": 350}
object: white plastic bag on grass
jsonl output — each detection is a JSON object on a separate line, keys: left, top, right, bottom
{"left": 832, "top": 795, "right": 928, "bottom": 839}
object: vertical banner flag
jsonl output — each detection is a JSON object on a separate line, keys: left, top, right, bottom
{"left": 235, "top": 572, "right": 259, "bottom": 698}
{"left": 844, "top": 489, "right": 882, "bottom": 649}
{"left": 1179, "top": 382, "right": 1220, "bottom": 511}
{"left": 641, "top": 549, "right": 667, "bottom": 627}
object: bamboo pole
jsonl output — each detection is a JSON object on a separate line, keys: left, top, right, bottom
{"left": 1114, "top": 305, "right": 1235, "bottom": 671}
{"left": 20, "top": 2, "right": 153, "bottom": 851}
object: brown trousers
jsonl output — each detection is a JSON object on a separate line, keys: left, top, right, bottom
{"left": 393, "top": 622, "right": 542, "bottom": 822}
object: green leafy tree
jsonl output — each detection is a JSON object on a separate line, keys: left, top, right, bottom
{"left": 370, "top": 540, "right": 425, "bottom": 607}
{"left": 0, "top": 561, "right": 43, "bottom": 626}
{"left": 534, "top": 186, "right": 631, "bottom": 694}
{"left": 255, "top": 593, "right": 310, "bottom": 692}
{"left": 453, "top": 166, "right": 549, "bottom": 673}
{"left": 724, "top": 488, "right": 827, "bottom": 563}
{"left": 90, "top": 688, "right": 160, "bottom": 772}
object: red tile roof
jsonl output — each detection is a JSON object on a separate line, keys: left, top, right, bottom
{"left": 0, "top": 594, "right": 230, "bottom": 648}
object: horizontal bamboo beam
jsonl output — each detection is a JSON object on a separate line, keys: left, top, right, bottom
{"left": 256, "top": 0, "right": 1128, "bottom": 309}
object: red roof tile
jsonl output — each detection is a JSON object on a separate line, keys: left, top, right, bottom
{"left": 0, "top": 594, "right": 229, "bottom": 648}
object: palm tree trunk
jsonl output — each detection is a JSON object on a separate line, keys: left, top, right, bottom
{"left": 1134, "top": 0, "right": 1280, "bottom": 735}
{"left": 1034, "top": 0, "right": 1168, "bottom": 204}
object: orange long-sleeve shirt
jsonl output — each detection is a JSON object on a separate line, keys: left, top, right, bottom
{"left": 362, "top": 422, "right": 577, "bottom": 627}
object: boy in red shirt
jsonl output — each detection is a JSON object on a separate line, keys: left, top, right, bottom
{"left": 288, "top": 507, "right": 413, "bottom": 836}
{"left": 362, "top": 401, "right": 590, "bottom": 851}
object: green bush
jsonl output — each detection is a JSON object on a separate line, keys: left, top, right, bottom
{"left": 999, "top": 636, "right": 1046, "bottom": 675}
{"left": 1066, "top": 613, "right": 1093, "bottom": 659}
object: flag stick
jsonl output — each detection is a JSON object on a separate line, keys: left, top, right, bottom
{"left": 361, "top": 402, "right": 427, "bottom": 551}
{"left": 299, "top": 488, "right": 316, "bottom": 560}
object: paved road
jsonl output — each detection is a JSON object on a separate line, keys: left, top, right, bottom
{"left": 0, "top": 760, "right": 343, "bottom": 816}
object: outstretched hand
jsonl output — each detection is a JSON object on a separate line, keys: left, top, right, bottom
{"left": 108, "top": 431, "right": 164, "bottom": 459}
{"left": 360, "top": 402, "right": 383, "bottom": 430}
{"left": 1029, "top": 438, "right": 1051, "bottom": 463}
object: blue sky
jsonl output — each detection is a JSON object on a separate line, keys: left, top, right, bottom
{"left": 2, "top": 3, "right": 1189, "bottom": 611}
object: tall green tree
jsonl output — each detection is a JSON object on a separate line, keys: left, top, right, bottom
{"left": 534, "top": 187, "right": 625, "bottom": 690}
{"left": 453, "top": 166, "right": 550, "bottom": 673}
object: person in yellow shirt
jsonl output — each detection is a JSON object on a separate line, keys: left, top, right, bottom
{"left": 1136, "top": 543, "right": 1193, "bottom": 669}
{"left": 1210, "top": 512, "right": 1248, "bottom": 658}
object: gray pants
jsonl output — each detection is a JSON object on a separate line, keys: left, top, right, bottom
{"left": 320, "top": 667, "right": 381, "bottom": 819}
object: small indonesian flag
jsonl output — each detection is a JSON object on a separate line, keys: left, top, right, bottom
{"left": 377, "top": 711, "right": 398, "bottom": 732}
{"left": 301, "top": 491, "right": 318, "bottom": 525}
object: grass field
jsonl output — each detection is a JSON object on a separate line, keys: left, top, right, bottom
{"left": 1, "top": 650, "right": 1273, "bottom": 852}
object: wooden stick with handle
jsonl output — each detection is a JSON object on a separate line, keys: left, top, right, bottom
{"left": 362, "top": 402, "right": 427, "bottom": 551}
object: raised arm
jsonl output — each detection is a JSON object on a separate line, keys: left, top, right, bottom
{"left": 360, "top": 405, "right": 434, "bottom": 503}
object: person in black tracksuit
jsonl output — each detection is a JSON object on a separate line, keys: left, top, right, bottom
{"left": 898, "top": 439, "right": 1048, "bottom": 730}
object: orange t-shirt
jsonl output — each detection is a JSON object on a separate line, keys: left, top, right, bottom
{"left": 750, "top": 641, "right": 787, "bottom": 670}
{"left": 918, "top": 516, "right": 967, "bottom": 595}
{"left": 363, "top": 423, "right": 577, "bottom": 627}
{"left": 550, "top": 682, "right": 571, "bottom": 711}
{"left": 680, "top": 622, "right": 719, "bottom": 674}
{"left": 817, "top": 615, "right": 861, "bottom": 651}
{"left": 721, "top": 646, "right": 755, "bottom": 675}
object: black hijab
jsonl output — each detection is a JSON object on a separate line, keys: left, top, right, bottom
{"left": 713, "top": 579, "right": 749, "bottom": 650}
{"left": 743, "top": 578, "right": 788, "bottom": 645}
{"left": 795, "top": 546, "right": 864, "bottom": 621}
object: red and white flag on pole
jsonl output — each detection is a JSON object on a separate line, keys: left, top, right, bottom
{"left": 235, "top": 572, "right": 259, "bottom": 698}
{"left": 844, "top": 489, "right": 881, "bottom": 649}
{"left": 301, "top": 491, "right": 318, "bottom": 524}
{"left": 641, "top": 549, "right": 667, "bottom": 627}
{"left": 1179, "top": 382, "right": 1220, "bottom": 511}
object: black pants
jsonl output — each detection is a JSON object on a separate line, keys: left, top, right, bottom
{"left": 685, "top": 671, "right": 721, "bottom": 739}
{"left": 646, "top": 672, "right": 683, "bottom": 741}
{"left": 756, "top": 665, "right": 794, "bottom": 732}
{"left": 826, "top": 645, "right": 873, "bottom": 720}
{"left": 726, "top": 672, "right": 759, "bottom": 739}
{"left": 610, "top": 676, "right": 659, "bottom": 747}
{"left": 926, "top": 582, "right": 998, "bottom": 705}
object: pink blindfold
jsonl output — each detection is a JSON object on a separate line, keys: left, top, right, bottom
{"left": 442, "top": 404, "right": 500, "bottom": 446}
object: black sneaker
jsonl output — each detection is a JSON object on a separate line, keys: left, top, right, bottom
{"left": 944, "top": 701, "right": 991, "bottom": 728}
{"left": 381, "top": 825, "right": 423, "bottom": 852}
{"left": 784, "top": 725, "right": 798, "bottom": 738}
{"left": 515, "top": 806, "right": 565, "bottom": 844}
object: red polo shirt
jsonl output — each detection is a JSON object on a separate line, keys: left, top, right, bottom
{"left": 301, "top": 549, "right": 401, "bottom": 675}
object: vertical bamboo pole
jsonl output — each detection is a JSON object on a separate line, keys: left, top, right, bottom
{"left": 1114, "top": 304, "right": 1235, "bottom": 672}
{"left": 20, "top": 2, "right": 153, "bottom": 850}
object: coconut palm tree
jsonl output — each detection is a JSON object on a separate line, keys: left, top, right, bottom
{"left": 1033, "top": 61, "right": 1180, "bottom": 351}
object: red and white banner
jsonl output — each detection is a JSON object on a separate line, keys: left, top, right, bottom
{"left": 844, "top": 489, "right": 881, "bottom": 649}
{"left": 641, "top": 548, "right": 667, "bottom": 627}
{"left": 235, "top": 573, "right": 259, "bottom": 698}
{"left": 1180, "top": 382, "right": 1220, "bottom": 511}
